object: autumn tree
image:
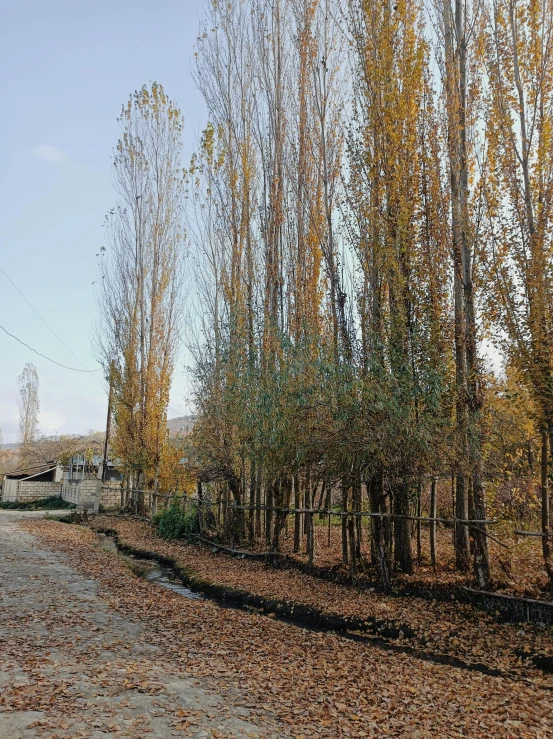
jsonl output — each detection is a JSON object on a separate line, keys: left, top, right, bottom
{"left": 345, "top": 0, "right": 455, "bottom": 579}
{"left": 191, "top": 0, "right": 456, "bottom": 580}
{"left": 17, "top": 362, "right": 39, "bottom": 467}
{"left": 96, "top": 83, "right": 185, "bottom": 492}
{"left": 482, "top": 0, "right": 553, "bottom": 580}
{"left": 186, "top": 0, "right": 553, "bottom": 590}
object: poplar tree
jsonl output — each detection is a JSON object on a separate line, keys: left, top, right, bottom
{"left": 17, "top": 362, "right": 39, "bottom": 467}
{"left": 96, "top": 83, "right": 185, "bottom": 492}
{"left": 483, "top": 0, "right": 553, "bottom": 579}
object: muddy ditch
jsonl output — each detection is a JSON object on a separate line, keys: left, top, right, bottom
{"left": 90, "top": 526, "right": 553, "bottom": 681}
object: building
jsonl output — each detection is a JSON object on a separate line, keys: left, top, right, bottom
{"left": 64, "top": 452, "right": 122, "bottom": 483}
{"left": 1, "top": 462, "right": 64, "bottom": 503}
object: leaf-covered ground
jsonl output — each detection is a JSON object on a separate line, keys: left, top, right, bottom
{"left": 244, "top": 520, "right": 553, "bottom": 599}
{"left": 86, "top": 515, "right": 553, "bottom": 683}
{"left": 0, "top": 514, "right": 282, "bottom": 739}
{"left": 15, "top": 515, "right": 553, "bottom": 737}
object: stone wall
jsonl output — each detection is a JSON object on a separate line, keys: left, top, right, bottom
{"left": 1, "top": 475, "right": 120, "bottom": 513}
{"left": 61, "top": 479, "right": 101, "bottom": 513}
{"left": 100, "top": 483, "right": 121, "bottom": 510}
{"left": 0, "top": 480, "right": 62, "bottom": 503}
{"left": 16, "top": 481, "right": 62, "bottom": 502}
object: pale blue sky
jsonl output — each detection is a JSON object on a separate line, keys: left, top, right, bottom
{"left": 0, "top": 0, "right": 207, "bottom": 443}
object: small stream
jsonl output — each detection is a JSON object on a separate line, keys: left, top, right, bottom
{"left": 95, "top": 531, "right": 327, "bottom": 626}
{"left": 96, "top": 532, "right": 203, "bottom": 600}
{"left": 93, "top": 533, "right": 548, "bottom": 677}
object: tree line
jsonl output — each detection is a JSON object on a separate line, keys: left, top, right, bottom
{"left": 97, "top": 0, "right": 553, "bottom": 591}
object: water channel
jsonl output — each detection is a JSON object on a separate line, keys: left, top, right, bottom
{"left": 96, "top": 532, "right": 203, "bottom": 600}
{"left": 93, "top": 532, "right": 524, "bottom": 677}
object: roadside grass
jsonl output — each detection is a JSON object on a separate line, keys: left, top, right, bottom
{"left": 0, "top": 496, "right": 76, "bottom": 511}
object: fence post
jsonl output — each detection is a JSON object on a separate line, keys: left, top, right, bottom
{"left": 430, "top": 478, "right": 437, "bottom": 568}
{"left": 307, "top": 510, "right": 314, "bottom": 566}
{"left": 348, "top": 514, "right": 356, "bottom": 580}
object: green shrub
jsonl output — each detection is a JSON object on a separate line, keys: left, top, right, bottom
{"left": 156, "top": 502, "right": 199, "bottom": 541}
{"left": 0, "top": 496, "right": 76, "bottom": 511}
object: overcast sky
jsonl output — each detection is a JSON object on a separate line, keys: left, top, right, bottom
{"left": 0, "top": 0, "right": 207, "bottom": 443}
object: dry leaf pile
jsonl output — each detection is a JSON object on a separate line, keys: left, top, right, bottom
{"left": 86, "top": 516, "right": 553, "bottom": 682}
{"left": 247, "top": 522, "right": 553, "bottom": 599}
{"left": 16, "top": 517, "right": 553, "bottom": 738}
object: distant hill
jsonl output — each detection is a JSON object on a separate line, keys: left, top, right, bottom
{"left": 0, "top": 417, "right": 195, "bottom": 452}
{"left": 167, "top": 415, "right": 196, "bottom": 436}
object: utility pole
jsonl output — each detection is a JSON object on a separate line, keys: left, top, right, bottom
{"left": 102, "top": 360, "right": 115, "bottom": 483}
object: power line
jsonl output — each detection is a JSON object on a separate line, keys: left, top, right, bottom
{"left": 0, "top": 324, "right": 100, "bottom": 373}
{"left": 168, "top": 406, "right": 189, "bottom": 417}
{"left": 0, "top": 264, "right": 94, "bottom": 372}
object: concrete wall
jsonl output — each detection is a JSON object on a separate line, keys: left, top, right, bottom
{"left": 1, "top": 475, "right": 120, "bottom": 513}
{"left": 17, "top": 481, "right": 62, "bottom": 502}
{"left": 1, "top": 479, "right": 62, "bottom": 503}
{"left": 61, "top": 479, "right": 101, "bottom": 513}
{"left": 2, "top": 478, "right": 20, "bottom": 502}
{"left": 100, "top": 482, "right": 121, "bottom": 510}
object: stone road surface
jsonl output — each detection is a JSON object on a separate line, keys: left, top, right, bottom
{"left": 0, "top": 512, "right": 283, "bottom": 739}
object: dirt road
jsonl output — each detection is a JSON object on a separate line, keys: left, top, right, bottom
{"left": 0, "top": 512, "right": 283, "bottom": 739}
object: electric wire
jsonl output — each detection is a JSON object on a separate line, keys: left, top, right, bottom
{"left": 0, "top": 264, "right": 95, "bottom": 371}
{"left": 168, "top": 406, "right": 190, "bottom": 417}
{"left": 0, "top": 324, "right": 100, "bottom": 373}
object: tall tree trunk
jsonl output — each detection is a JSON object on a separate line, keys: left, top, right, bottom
{"left": 348, "top": 515, "right": 357, "bottom": 580}
{"left": 442, "top": 0, "right": 474, "bottom": 576}
{"left": 265, "top": 480, "right": 274, "bottom": 547}
{"left": 353, "top": 471, "right": 362, "bottom": 559}
{"left": 393, "top": 481, "right": 413, "bottom": 574}
{"left": 416, "top": 482, "right": 422, "bottom": 564}
{"left": 248, "top": 462, "right": 256, "bottom": 544}
{"left": 368, "top": 469, "right": 391, "bottom": 592}
{"left": 255, "top": 472, "right": 262, "bottom": 540}
{"left": 293, "top": 474, "right": 301, "bottom": 553}
{"left": 541, "top": 429, "right": 553, "bottom": 582}
{"left": 341, "top": 478, "right": 349, "bottom": 565}
{"left": 455, "top": 474, "right": 470, "bottom": 571}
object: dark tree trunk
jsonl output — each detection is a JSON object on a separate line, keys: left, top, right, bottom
{"left": 471, "top": 474, "right": 491, "bottom": 589}
{"left": 255, "top": 472, "right": 262, "bottom": 539}
{"left": 228, "top": 475, "right": 245, "bottom": 545}
{"left": 353, "top": 470, "right": 362, "bottom": 559}
{"left": 293, "top": 474, "right": 301, "bottom": 553}
{"left": 416, "top": 482, "right": 422, "bottom": 564}
{"left": 430, "top": 478, "right": 437, "bottom": 568}
{"left": 368, "top": 469, "right": 391, "bottom": 592}
{"left": 455, "top": 474, "right": 470, "bottom": 571}
{"left": 248, "top": 462, "right": 256, "bottom": 544}
{"left": 307, "top": 511, "right": 314, "bottom": 565}
{"left": 393, "top": 481, "right": 413, "bottom": 574}
{"left": 348, "top": 515, "right": 356, "bottom": 580}
{"left": 272, "top": 477, "right": 291, "bottom": 552}
{"left": 265, "top": 479, "right": 274, "bottom": 546}
{"left": 541, "top": 429, "right": 553, "bottom": 582}
{"left": 341, "top": 478, "right": 349, "bottom": 565}
{"left": 468, "top": 478, "right": 476, "bottom": 556}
